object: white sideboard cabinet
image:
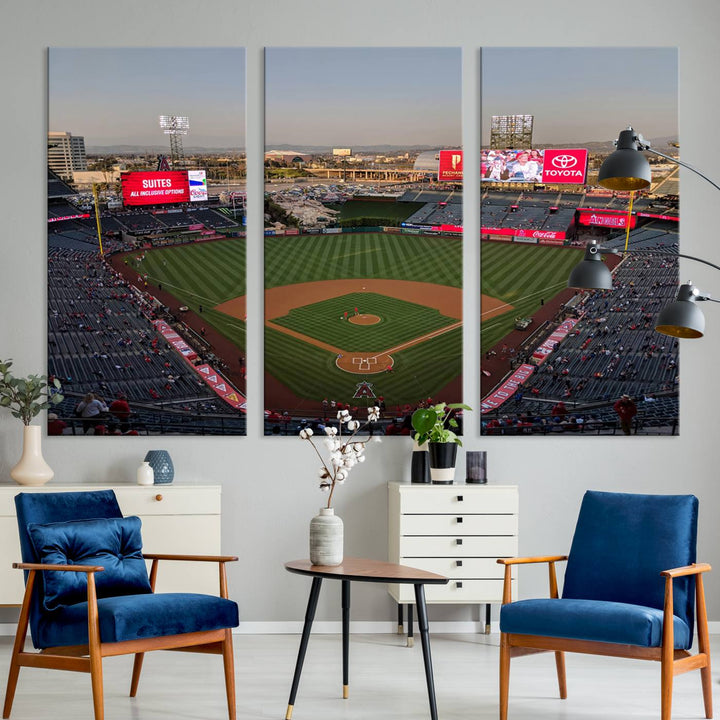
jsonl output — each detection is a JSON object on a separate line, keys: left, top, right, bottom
{"left": 388, "top": 481, "right": 518, "bottom": 642}
{"left": 0, "top": 484, "right": 222, "bottom": 605}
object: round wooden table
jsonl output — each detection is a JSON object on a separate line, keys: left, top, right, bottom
{"left": 284, "top": 557, "right": 448, "bottom": 720}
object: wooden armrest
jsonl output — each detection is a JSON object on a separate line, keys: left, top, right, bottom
{"left": 13, "top": 562, "right": 104, "bottom": 573}
{"left": 661, "top": 562, "right": 711, "bottom": 578}
{"left": 143, "top": 553, "right": 239, "bottom": 563}
{"left": 498, "top": 555, "right": 568, "bottom": 566}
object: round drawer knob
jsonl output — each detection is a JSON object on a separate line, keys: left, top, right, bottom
{"left": 155, "top": 494, "right": 163, "bottom": 502}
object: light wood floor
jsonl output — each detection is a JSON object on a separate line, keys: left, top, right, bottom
{"left": 0, "top": 633, "right": 717, "bottom": 719}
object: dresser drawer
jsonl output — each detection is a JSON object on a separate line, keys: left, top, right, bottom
{"left": 398, "top": 487, "right": 517, "bottom": 514}
{"left": 400, "top": 557, "right": 508, "bottom": 580}
{"left": 401, "top": 513, "right": 517, "bottom": 536}
{"left": 114, "top": 486, "right": 221, "bottom": 517}
{"left": 400, "top": 535, "right": 518, "bottom": 558}
{"left": 390, "top": 578, "right": 514, "bottom": 604}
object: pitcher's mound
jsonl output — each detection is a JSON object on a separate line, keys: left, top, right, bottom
{"left": 348, "top": 314, "right": 381, "bottom": 326}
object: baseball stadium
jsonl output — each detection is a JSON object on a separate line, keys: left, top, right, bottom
{"left": 47, "top": 168, "right": 248, "bottom": 436}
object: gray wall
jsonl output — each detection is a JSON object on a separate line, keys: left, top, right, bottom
{"left": 1, "top": 0, "right": 719, "bottom": 626}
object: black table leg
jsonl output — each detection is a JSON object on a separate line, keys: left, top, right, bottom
{"left": 397, "top": 602, "right": 404, "bottom": 634}
{"left": 286, "top": 577, "right": 323, "bottom": 720}
{"left": 414, "top": 583, "right": 439, "bottom": 720}
{"left": 485, "top": 603, "right": 491, "bottom": 635}
{"left": 342, "top": 579, "right": 350, "bottom": 699}
{"left": 407, "top": 603, "right": 414, "bottom": 647}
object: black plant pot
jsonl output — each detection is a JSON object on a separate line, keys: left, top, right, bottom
{"left": 428, "top": 442, "right": 457, "bottom": 484}
{"left": 411, "top": 439, "right": 431, "bottom": 484}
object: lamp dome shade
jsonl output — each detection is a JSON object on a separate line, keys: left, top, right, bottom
{"left": 598, "top": 128, "right": 652, "bottom": 191}
{"left": 655, "top": 288, "right": 706, "bottom": 338}
{"left": 568, "top": 255, "right": 613, "bottom": 290}
{"left": 598, "top": 150, "right": 652, "bottom": 191}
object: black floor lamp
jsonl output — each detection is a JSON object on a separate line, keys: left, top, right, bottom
{"left": 568, "top": 127, "right": 720, "bottom": 338}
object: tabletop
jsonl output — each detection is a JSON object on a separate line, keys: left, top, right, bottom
{"left": 285, "top": 557, "right": 449, "bottom": 585}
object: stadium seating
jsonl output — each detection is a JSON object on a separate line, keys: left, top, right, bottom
{"left": 47, "top": 247, "right": 246, "bottom": 436}
{"left": 482, "top": 226, "right": 680, "bottom": 435}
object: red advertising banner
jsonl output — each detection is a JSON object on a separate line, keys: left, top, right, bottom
{"left": 541, "top": 149, "right": 588, "bottom": 184}
{"left": 481, "top": 226, "right": 566, "bottom": 241}
{"left": 153, "top": 321, "right": 198, "bottom": 361}
{"left": 531, "top": 318, "right": 578, "bottom": 365}
{"left": 438, "top": 150, "right": 463, "bottom": 182}
{"left": 577, "top": 209, "right": 637, "bottom": 229}
{"left": 636, "top": 212, "right": 679, "bottom": 222}
{"left": 48, "top": 213, "right": 91, "bottom": 223}
{"left": 481, "top": 364, "right": 535, "bottom": 414}
{"left": 121, "top": 171, "right": 190, "bottom": 206}
{"left": 435, "top": 224, "right": 463, "bottom": 233}
{"left": 195, "top": 364, "right": 246, "bottom": 411}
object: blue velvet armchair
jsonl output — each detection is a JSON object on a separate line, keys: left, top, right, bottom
{"left": 498, "top": 491, "right": 712, "bottom": 720}
{"left": 2, "top": 490, "right": 239, "bottom": 720}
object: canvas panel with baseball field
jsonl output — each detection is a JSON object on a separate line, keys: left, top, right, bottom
{"left": 479, "top": 47, "right": 679, "bottom": 436}
{"left": 264, "top": 48, "right": 463, "bottom": 436}
{"left": 48, "top": 48, "right": 247, "bottom": 436}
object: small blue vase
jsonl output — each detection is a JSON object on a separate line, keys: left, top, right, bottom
{"left": 144, "top": 450, "right": 174, "bottom": 485}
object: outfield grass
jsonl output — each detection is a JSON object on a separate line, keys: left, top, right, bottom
{"left": 265, "top": 232, "right": 461, "bottom": 289}
{"left": 265, "top": 325, "right": 461, "bottom": 408}
{"left": 133, "top": 238, "right": 246, "bottom": 351}
{"left": 272, "top": 292, "right": 457, "bottom": 352}
{"left": 329, "top": 199, "right": 425, "bottom": 222}
{"left": 480, "top": 242, "right": 583, "bottom": 351}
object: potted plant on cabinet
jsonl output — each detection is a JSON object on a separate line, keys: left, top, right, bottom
{"left": 411, "top": 402, "right": 471, "bottom": 484}
{"left": 0, "top": 359, "right": 64, "bottom": 486}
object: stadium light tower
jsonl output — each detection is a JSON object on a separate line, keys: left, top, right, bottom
{"left": 159, "top": 115, "right": 190, "bottom": 169}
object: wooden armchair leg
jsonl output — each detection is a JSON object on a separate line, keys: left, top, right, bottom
{"left": 3, "top": 570, "right": 35, "bottom": 719}
{"left": 130, "top": 653, "right": 144, "bottom": 697}
{"left": 222, "top": 629, "right": 236, "bottom": 720}
{"left": 89, "top": 655, "right": 104, "bottom": 720}
{"left": 499, "top": 634, "right": 510, "bottom": 720}
{"left": 2, "top": 657, "right": 21, "bottom": 719}
{"left": 554, "top": 651, "right": 567, "bottom": 699}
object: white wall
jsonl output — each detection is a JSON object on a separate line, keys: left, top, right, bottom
{"left": 1, "top": 0, "right": 719, "bottom": 626}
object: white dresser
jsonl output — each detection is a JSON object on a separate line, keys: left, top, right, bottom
{"left": 0, "top": 484, "right": 222, "bottom": 605}
{"left": 388, "top": 482, "right": 518, "bottom": 638}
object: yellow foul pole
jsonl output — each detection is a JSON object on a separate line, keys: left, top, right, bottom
{"left": 92, "top": 183, "right": 104, "bottom": 256}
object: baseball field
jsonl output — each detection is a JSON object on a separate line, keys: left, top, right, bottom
{"left": 480, "top": 241, "right": 584, "bottom": 351}
{"left": 264, "top": 231, "right": 463, "bottom": 409}
{"left": 130, "top": 238, "right": 247, "bottom": 353}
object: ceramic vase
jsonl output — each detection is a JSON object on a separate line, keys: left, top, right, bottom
{"left": 136, "top": 461, "right": 154, "bottom": 486}
{"left": 428, "top": 442, "right": 458, "bottom": 484}
{"left": 145, "top": 450, "right": 174, "bottom": 484}
{"left": 309, "top": 507, "right": 343, "bottom": 566}
{"left": 10, "top": 425, "right": 54, "bottom": 486}
{"left": 411, "top": 437, "right": 431, "bottom": 483}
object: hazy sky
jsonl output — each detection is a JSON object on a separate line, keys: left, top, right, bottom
{"left": 49, "top": 48, "right": 246, "bottom": 149}
{"left": 265, "top": 48, "right": 462, "bottom": 147}
{"left": 482, "top": 47, "right": 678, "bottom": 145}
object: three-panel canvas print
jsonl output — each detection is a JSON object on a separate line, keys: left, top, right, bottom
{"left": 46, "top": 47, "right": 679, "bottom": 437}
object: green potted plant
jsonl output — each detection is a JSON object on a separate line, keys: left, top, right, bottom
{"left": 0, "top": 359, "right": 64, "bottom": 486}
{"left": 411, "top": 402, "right": 471, "bottom": 484}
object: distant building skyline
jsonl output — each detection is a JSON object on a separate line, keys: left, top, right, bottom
{"left": 49, "top": 48, "right": 246, "bottom": 150}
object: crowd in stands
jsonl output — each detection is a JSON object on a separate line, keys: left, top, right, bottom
{"left": 48, "top": 246, "right": 245, "bottom": 435}
{"left": 482, "top": 229, "right": 680, "bottom": 435}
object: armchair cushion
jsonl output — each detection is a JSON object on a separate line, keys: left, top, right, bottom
{"left": 500, "top": 598, "right": 691, "bottom": 649}
{"left": 28, "top": 516, "right": 152, "bottom": 611}
{"left": 35, "top": 593, "right": 239, "bottom": 648}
